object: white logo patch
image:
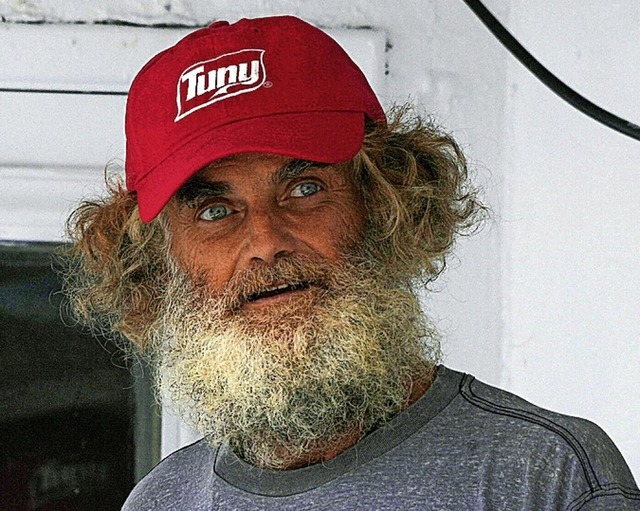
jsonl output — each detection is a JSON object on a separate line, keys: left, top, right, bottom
{"left": 175, "top": 49, "right": 266, "bottom": 121}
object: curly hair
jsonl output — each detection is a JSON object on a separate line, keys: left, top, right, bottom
{"left": 60, "top": 179, "right": 169, "bottom": 349}
{"left": 354, "top": 105, "right": 484, "bottom": 283}
{"left": 60, "top": 106, "right": 484, "bottom": 351}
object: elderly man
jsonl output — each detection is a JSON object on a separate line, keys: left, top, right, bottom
{"left": 63, "top": 15, "right": 638, "bottom": 510}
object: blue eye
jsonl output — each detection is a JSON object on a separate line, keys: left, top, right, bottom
{"left": 199, "top": 204, "right": 230, "bottom": 221}
{"left": 291, "top": 182, "right": 321, "bottom": 197}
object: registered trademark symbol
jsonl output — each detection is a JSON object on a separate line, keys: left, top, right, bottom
{"left": 263, "top": 81, "right": 273, "bottom": 88}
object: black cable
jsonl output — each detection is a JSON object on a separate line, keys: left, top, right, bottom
{"left": 461, "top": 0, "right": 640, "bottom": 142}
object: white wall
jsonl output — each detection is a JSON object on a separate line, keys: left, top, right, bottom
{"left": 500, "top": 0, "right": 640, "bottom": 483}
{"left": 1, "top": 0, "right": 637, "bottom": 480}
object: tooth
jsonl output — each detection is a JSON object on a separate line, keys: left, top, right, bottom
{"left": 265, "top": 284, "right": 289, "bottom": 292}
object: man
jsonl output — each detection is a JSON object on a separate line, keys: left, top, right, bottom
{"left": 63, "top": 15, "right": 639, "bottom": 510}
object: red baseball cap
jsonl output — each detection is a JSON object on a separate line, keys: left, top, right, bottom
{"left": 125, "top": 15, "right": 386, "bottom": 222}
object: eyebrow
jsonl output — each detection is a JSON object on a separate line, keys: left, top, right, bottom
{"left": 271, "top": 159, "right": 330, "bottom": 184}
{"left": 175, "top": 179, "right": 231, "bottom": 208}
{"left": 175, "top": 159, "right": 331, "bottom": 208}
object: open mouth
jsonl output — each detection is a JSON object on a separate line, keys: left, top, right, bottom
{"left": 246, "top": 282, "right": 311, "bottom": 303}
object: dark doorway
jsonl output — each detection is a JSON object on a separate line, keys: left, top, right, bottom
{"left": 0, "top": 242, "right": 160, "bottom": 511}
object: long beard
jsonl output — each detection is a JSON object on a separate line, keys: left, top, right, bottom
{"left": 150, "top": 254, "right": 440, "bottom": 469}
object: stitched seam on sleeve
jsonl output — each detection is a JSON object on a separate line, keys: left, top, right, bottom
{"left": 458, "top": 374, "right": 600, "bottom": 490}
{"left": 567, "top": 483, "right": 640, "bottom": 511}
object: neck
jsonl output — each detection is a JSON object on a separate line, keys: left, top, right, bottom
{"left": 261, "top": 369, "right": 435, "bottom": 470}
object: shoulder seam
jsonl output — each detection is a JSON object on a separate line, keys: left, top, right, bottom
{"left": 458, "top": 374, "right": 600, "bottom": 491}
{"left": 567, "top": 483, "right": 640, "bottom": 511}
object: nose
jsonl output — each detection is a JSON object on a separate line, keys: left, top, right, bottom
{"left": 242, "top": 207, "right": 297, "bottom": 265}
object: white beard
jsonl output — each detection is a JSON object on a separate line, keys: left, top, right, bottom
{"left": 151, "top": 255, "right": 440, "bottom": 469}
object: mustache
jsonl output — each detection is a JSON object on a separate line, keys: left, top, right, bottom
{"left": 191, "top": 255, "right": 342, "bottom": 312}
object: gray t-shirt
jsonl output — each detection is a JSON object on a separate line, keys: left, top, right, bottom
{"left": 123, "top": 366, "right": 640, "bottom": 510}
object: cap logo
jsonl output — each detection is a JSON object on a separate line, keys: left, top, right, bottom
{"left": 175, "top": 49, "right": 266, "bottom": 121}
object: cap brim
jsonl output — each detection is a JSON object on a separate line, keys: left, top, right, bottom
{"left": 135, "top": 111, "right": 366, "bottom": 223}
